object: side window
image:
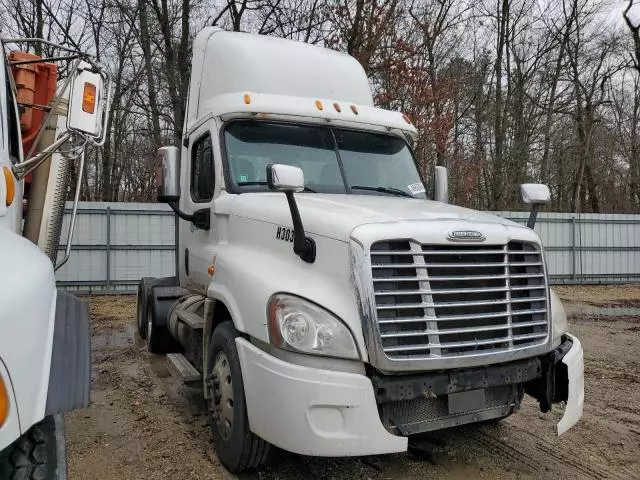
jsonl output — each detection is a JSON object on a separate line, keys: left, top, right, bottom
{"left": 191, "top": 134, "right": 214, "bottom": 202}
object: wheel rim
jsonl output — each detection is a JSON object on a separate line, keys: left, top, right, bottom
{"left": 211, "top": 351, "right": 234, "bottom": 441}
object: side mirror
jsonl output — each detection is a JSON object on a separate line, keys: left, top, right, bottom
{"left": 520, "top": 183, "right": 551, "bottom": 229}
{"left": 433, "top": 166, "right": 448, "bottom": 203}
{"left": 67, "top": 62, "right": 106, "bottom": 138}
{"left": 267, "top": 164, "right": 304, "bottom": 192}
{"left": 266, "top": 164, "right": 315, "bottom": 263}
{"left": 520, "top": 184, "right": 551, "bottom": 205}
{"left": 156, "top": 146, "right": 181, "bottom": 203}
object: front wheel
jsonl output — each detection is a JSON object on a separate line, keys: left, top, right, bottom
{"left": 0, "top": 415, "right": 67, "bottom": 480}
{"left": 206, "top": 322, "right": 271, "bottom": 473}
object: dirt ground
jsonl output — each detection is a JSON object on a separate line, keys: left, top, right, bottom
{"left": 65, "top": 286, "right": 640, "bottom": 480}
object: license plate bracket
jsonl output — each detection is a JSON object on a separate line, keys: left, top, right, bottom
{"left": 448, "top": 389, "right": 485, "bottom": 415}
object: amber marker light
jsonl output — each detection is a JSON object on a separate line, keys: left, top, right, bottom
{"left": 315, "top": 100, "right": 324, "bottom": 111}
{"left": 3, "top": 166, "right": 15, "bottom": 206}
{"left": 0, "top": 376, "right": 9, "bottom": 427}
{"left": 82, "top": 82, "right": 97, "bottom": 113}
{"left": 244, "top": 93, "right": 251, "bottom": 105}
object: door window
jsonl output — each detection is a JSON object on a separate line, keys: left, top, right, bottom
{"left": 190, "top": 134, "right": 214, "bottom": 202}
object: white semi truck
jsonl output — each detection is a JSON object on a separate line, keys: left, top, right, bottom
{"left": 0, "top": 40, "right": 110, "bottom": 479}
{"left": 140, "top": 28, "right": 584, "bottom": 473}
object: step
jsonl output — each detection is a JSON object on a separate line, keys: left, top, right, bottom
{"left": 167, "top": 353, "right": 201, "bottom": 384}
{"left": 176, "top": 310, "right": 205, "bottom": 329}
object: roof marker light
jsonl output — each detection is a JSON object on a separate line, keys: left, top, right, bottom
{"left": 315, "top": 100, "right": 324, "bottom": 111}
{"left": 244, "top": 93, "right": 251, "bottom": 105}
{"left": 402, "top": 114, "right": 412, "bottom": 124}
{"left": 333, "top": 103, "right": 341, "bottom": 113}
{"left": 350, "top": 105, "right": 359, "bottom": 115}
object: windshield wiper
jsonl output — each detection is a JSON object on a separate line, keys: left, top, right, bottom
{"left": 350, "top": 185, "right": 414, "bottom": 198}
{"left": 238, "top": 181, "right": 316, "bottom": 193}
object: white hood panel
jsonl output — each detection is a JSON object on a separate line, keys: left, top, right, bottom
{"left": 225, "top": 193, "right": 526, "bottom": 242}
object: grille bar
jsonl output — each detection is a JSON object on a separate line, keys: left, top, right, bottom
{"left": 377, "top": 308, "right": 547, "bottom": 324}
{"left": 384, "top": 332, "right": 548, "bottom": 352}
{"left": 370, "top": 240, "right": 549, "bottom": 360}
{"left": 380, "top": 320, "right": 549, "bottom": 338}
{"left": 375, "top": 286, "right": 514, "bottom": 295}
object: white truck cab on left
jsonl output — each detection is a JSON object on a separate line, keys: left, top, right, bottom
{"left": 0, "top": 40, "right": 110, "bottom": 479}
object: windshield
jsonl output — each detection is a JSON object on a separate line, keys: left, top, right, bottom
{"left": 224, "top": 121, "right": 426, "bottom": 198}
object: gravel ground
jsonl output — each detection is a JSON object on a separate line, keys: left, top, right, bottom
{"left": 65, "top": 287, "right": 640, "bottom": 480}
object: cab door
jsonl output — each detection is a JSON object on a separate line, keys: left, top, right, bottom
{"left": 179, "top": 123, "right": 218, "bottom": 292}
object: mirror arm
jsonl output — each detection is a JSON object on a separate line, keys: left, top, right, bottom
{"left": 527, "top": 204, "right": 540, "bottom": 229}
{"left": 167, "top": 201, "right": 210, "bottom": 230}
{"left": 285, "top": 191, "right": 316, "bottom": 263}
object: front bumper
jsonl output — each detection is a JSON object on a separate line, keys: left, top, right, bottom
{"left": 237, "top": 334, "right": 584, "bottom": 457}
{"left": 523, "top": 333, "right": 584, "bottom": 435}
{"left": 555, "top": 333, "right": 584, "bottom": 435}
{"left": 236, "top": 338, "right": 407, "bottom": 456}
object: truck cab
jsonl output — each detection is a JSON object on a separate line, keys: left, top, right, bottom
{"left": 1, "top": 42, "right": 109, "bottom": 479}
{"left": 142, "top": 27, "right": 584, "bottom": 473}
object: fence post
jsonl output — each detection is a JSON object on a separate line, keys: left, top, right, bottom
{"left": 106, "top": 206, "right": 111, "bottom": 290}
{"left": 570, "top": 217, "right": 576, "bottom": 281}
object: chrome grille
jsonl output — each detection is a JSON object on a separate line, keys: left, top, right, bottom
{"left": 371, "top": 240, "right": 549, "bottom": 360}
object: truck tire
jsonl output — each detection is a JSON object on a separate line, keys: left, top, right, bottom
{"left": 136, "top": 278, "right": 151, "bottom": 340}
{"left": 147, "top": 304, "right": 178, "bottom": 354}
{"left": 0, "top": 415, "right": 67, "bottom": 480}
{"left": 207, "top": 322, "right": 271, "bottom": 473}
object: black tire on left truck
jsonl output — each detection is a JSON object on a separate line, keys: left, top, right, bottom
{"left": 136, "top": 277, "right": 152, "bottom": 340}
{"left": 0, "top": 415, "right": 67, "bottom": 480}
{"left": 207, "top": 322, "right": 271, "bottom": 473}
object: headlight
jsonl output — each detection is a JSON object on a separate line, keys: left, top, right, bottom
{"left": 550, "top": 288, "right": 568, "bottom": 340}
{"left": 267, "top": 294, "right": 359, "bottom": 360}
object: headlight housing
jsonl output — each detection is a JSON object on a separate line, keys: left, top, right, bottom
{"left": 267, "top": 294, "right": 359, "bottom": 360}
{"left": 550, "top": 288, "right": 568, "bottom": 340}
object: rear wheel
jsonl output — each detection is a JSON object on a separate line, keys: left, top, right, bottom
{"left": 0, "top": 415, "right": 67, "bottom": 480}
{"left": 206, "top": 322, "right": 271, "bottom": 473}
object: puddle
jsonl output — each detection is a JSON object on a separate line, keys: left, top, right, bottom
{"left": 93, "top": 324, "right": 136, "bottom": 351}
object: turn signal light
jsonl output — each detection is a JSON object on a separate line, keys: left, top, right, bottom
{"left": 3, "top": 166, "right": 15, "bottom": 207}
{"left": 82, "top": 82, "right": 97, "bottom": 113}
{"left": 0, "top": 376, "right": 8, "bottom": 427}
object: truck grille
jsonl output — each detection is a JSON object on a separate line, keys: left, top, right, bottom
{"left": 371, "top": 240, "right": 549, "bottom": 360}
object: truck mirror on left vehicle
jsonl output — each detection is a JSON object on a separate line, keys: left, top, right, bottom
{"left": 67, "top": 63, "right": 106, "bottom": 138}
{"left": 156, "top": 146, "right": 181, "bottom": 202}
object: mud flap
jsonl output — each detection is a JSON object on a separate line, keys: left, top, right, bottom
{"left": 45, "top": 291, "right": 91, "bottom": 415}
{"left": 524, "top": 334, "right": 584, "bottom": 435}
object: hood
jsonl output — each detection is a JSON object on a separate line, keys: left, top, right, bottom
{"left": 222, "top": 192, "right": 524, "bottom": 242}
